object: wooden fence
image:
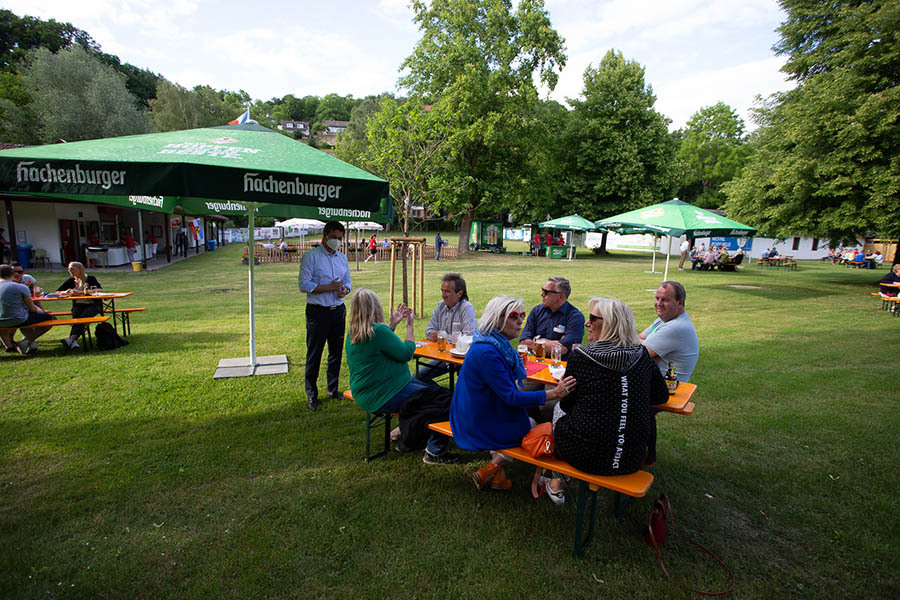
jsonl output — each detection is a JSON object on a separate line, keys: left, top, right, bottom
{"left": 253, "top": 242, "right": 458, "bottom": 264}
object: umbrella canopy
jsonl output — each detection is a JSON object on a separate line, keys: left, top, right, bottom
{"left": 345, "top": 221, "right": 384, "bottom": 231}
{"left": 596, "top": 199, "right": 757, "bottom": 281}
{"left": 275, "top": 218, "right": 326, "bottom": 229}
{"left": 595, "top": 199, "right": 757, "bottom": 238}
{"left": 538, "top": 214, "right": 599, "bottom": 232}
{"left": 0, "top": 124, "right": 392, "bottom": 376}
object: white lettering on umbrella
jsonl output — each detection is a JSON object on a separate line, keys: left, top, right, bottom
{"left": 16, "top": 161, "right": 125, "bottom": 190}
{"left": 129, "top": 196, "right": 165, "bottom": 208}
{"left": 242, "top": 172, "right": 341, "bottom": 203}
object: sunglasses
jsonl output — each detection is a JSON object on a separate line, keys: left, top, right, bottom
{"left": 540, "top": 287, "right": 560, "bottom": 296}
{"left": 588, "top": 313, "right": 603, "bottom": 324}
{"left": 13, "top": 270, "right": 24, "bottom": 274}
{"left": 507, "top": 311, "right": 526, "bottom": 321}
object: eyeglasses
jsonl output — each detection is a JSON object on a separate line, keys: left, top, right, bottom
{"left": 13, "top": 269, "right": 24, "bottom": 274}
{"left": 588, "top": 314, "right": 603, "bottom": 324}
{"left": 540, "top": 288, "right": 560, "bottom": 296}
{"left": 507, "top": 311, "right": 526, "bottom": 321}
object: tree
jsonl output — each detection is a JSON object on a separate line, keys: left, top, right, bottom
{"left": 0, "top": 9, "right": 98, "bottom": 71}
{"left": 0, "top": 72, "right": 39, "bottom": 144}
{"left": 22, "top": 46, "right": 152, "bottom": 142}
{"left": 676, "top": 102, "right": 751, "bottom": 208}
{"left": 724, "top": 0, "right": 900, "bottom": 242}
{"left": 400, "top": 0, "right": 566, "bottom": 251}
{"left": 558, "top": 49, "right": 680, "bottom": 251}
{"left": 149, "top": 81, "right": 248, "bottom": 132}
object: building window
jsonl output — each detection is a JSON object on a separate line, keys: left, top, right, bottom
{"left": 792, "top": 237, "right": 800, "bottom": 251}
{"left": 811, "top": 238, "right": 819, "bottom": 251}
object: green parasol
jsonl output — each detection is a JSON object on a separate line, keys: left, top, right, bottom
{"left": 538, "top": 214, "right": 600, "bottom": 231}
{"left": 596, "top": 199, "right": 757, "bottom": 280}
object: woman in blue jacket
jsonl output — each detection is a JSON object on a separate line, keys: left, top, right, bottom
{"left": 450, "top": 295, "right": 575, "bottom": 491}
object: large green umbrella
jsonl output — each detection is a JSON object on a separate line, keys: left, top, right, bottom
{"left": 538, "top": 214, "right": 598, "bottom": 231}
{"left": 0, "top": 123, "right": 392, "bottom": 376}
{"left": 596, "top": 199, "right": 757, "bottom": 279}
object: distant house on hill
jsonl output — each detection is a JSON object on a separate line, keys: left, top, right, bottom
{"left": 278, "top": 121, "right": 310, "bottom": 138}
{"left": 316, "top": 120, "right": 349, "bottom": 146}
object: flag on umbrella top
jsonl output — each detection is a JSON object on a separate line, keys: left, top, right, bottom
{"left": 229, "top": 109, "right": 250, "bottom": 125}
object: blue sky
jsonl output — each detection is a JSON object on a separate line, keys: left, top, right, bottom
{"left": 6, "top": 0, "right": 795, "bottom": 130}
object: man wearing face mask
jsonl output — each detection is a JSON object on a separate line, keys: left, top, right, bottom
{"left": 299, "top": 221, "right": 352, "bottom": 412}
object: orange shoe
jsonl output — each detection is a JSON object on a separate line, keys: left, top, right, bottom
{"left": 490, "top": 466, "right": 512, "bottom": 490}
{"left": 472, "top": 463, "right": 500, "bottom": 491}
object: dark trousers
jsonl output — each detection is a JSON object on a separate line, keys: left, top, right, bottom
{"left": 305, "top": 303, "right": 346, "bottom": 401}
{"left": 70, "top": 302, "right": 101, "bottom": 338}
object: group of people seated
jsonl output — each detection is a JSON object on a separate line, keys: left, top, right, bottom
{"left": 830, "top": 247, "right": 884, "bottom": 269}
{"left": 689, "top": 244, "right": 744, "bottom": 271}
{"left": 343, "top": 273, "right": 699, "bottom": 505}
{"left": 0, "top": 261, "right": 101, "bottom": 354}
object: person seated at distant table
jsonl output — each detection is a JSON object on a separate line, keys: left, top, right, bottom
{"left": 417, "top": 273, "right": 477, "bottom": 383}
{"left": 701, "top": 249, "right": 716, "bottom": 270}
{"left": 716, "top": 247, "right": 730, "bottom": 266}
{"left": 280, "top": 239, "right": 297, "bottom": 253}
{"left": 0, "top": 264, "right": 54, "bottom": 354}
{"left": 689, "top": 247, "right": 702, "bottom": 270}
{"left": 768, "top": 248, "right": 779, "bottom": 259}
{"left": 879, "top": 264, "right": 900, "bottom": 297}
{"left": 872, "top": 251, "right": 885, "bottom": 268}
{"left": 57, "top": 261, "right": 102, "bottom": 351}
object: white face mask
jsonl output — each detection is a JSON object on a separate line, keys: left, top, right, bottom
{"left": 326, "top": 238, "right": 341, "bottom": 251}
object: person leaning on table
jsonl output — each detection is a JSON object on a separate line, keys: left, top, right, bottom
{"left": 57, "top": 261, "right": 102, "bottom": 351}
{"left": 0, "top": 263, "right": 55, "bottom": 354}
{"left": 450, "top": 296, "right": 576, "bottom": 492}
{"left": 345, "top": 289, "right": 459, "bottom": 465}
{"left": 542, "top": 297, "right": 669, "bottom": 506}
{"left": 416, "top": 272, "right": 477, "bottom": 383}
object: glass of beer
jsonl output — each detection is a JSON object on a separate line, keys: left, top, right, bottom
{"left": 534, "top": 339, "right": 545, "bottom": 362}
{"left": 437, "top": 330, "right": 447, "bottom": 352}
{"left": 550, "top": 344, "right": 562, "bottom": 365}
{"left": 517, "top": 344, "right": 528, "bottom": 368}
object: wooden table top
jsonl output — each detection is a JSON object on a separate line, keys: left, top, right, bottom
{"left": 35, "top": 292, "right": 133, "bottom": 301}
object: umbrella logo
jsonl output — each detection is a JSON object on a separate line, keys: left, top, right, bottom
{"left": 694, "top": 211, "right": 723, "bottom": 224}
{"left": 209, "top": 137, "right": 239, "bottom": 144}
{"left": 640, "top": 208, "right": 664, "bottom": 219}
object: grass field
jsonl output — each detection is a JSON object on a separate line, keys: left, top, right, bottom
{"left": 2, "top": 242, "right": 898, "bottom": 599}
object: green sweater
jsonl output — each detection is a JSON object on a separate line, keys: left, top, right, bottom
{"left": 345, "top": 323, "right": 415, "bottom": 413}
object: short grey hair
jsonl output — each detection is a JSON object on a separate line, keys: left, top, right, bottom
{"left": 548, "top": 277, "right": 571, "bottom": 298}
{"left": 477, "top": 296, "right": 524, "bottom": 335}
{"left": 660, "top": 281, "right": 686, "bottom": 305}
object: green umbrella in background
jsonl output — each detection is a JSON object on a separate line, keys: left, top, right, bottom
{"left": 596, "top": 199, "right": 757, "bottom": 279}
{"left": 537, "top": 214, "right": 602, "bottom": 260}
{"left": 0, "top": 123, "right": 392, "bottom": 376}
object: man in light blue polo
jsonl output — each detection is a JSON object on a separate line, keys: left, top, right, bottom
{"left": 639, "top": 280, "right": 699, "bottom": 465}
{"left": 299, "top": 221, "right": 351, "bottom": 412}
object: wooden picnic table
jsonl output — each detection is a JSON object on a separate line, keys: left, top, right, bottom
{"left": 35, "top": 292, "right": 134, "bottom": 335}
{"left": 413, "top": 340, "right": 695, "bottom": 414}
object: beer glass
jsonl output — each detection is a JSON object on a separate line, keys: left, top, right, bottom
{"left": 437, "top": 330, "right": 447, "bottom": 352}
{"left": 534, "top": 339, "right": 545, "bottom": 362}
{"left": 450, "top": 322, "right": 462, "bottom": 344}
{"left": 517, "top": 344, "right": 529, "bottom": 368}
{"left": 550, "top": 344, "right": 562, "bottom": 365}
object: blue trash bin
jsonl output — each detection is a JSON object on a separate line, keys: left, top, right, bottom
{"left": 16, "top": 243, "right": 33, "bottom": 269}
{"left": 208, "top": 240, "right": 217, "bottom": 251}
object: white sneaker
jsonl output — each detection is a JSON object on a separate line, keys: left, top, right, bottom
{"left": 541, "top": 476, "right": 566, "bottom": 505}
{"left": 69, "top": 340, "right": 80, "bottom": 350}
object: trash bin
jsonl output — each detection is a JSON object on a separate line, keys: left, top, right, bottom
{"left": 131, "top": 261, "right": 142, "bottom": 272}
{"left": 17, "top": 243, "right": 33, "bottom": 269}
{"left": 208, "top": 240, "right": 216, "bottom": 251}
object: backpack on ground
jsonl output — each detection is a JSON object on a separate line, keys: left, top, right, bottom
{"left": 95, "top": 322, "right": 128, "bottom": 350}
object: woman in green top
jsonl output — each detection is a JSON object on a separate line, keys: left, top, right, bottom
{"left": 345, "top": 289, "right": 457, "bottom": 465}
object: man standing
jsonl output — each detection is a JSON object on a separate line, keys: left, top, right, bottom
{"left": 417, "top": 273, "right": 477, "bottom": 382}
{"left": 299, "top": 221, "right": 351, "bottom": 412}
{"left": 520, "top": 277, "right": 585, "bottom": 358}
{"left": 678, "top": 238, "right": 690, "bottom": 270}
{"left": 434, "top": 232, "right": 443, "bottom": 261}
{"left": 639, "top": 281, "right": 699, "bottom": 465}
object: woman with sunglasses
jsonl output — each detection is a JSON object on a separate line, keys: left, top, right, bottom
{"left": 541, "top": 298, "right": 668, "bottom": 504}
{"left": 450, "top": 296, "right": 576, "bottom": 491}
{"left": 57, "top": 262, "right": 102, "bottom": 350}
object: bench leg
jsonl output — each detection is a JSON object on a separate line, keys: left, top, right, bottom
{"left": 364, "top": 412, "right": 392, "bottom": 462}
{"left": 613, "top": 492, "right": 632, "bottom": 517}
{"left": 573, "top": 481, "right": 599, "bottom": 557}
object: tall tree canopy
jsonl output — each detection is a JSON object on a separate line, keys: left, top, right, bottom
{"left": 22, "top": 46, "right": 152, "bottom": 142}
{"left": 676, "top": 102, "right": 751, "bottom": 209}
{"left": 399, "top": 0, "right": 566, "bottom": 249}
{"left": 724, "top": 0, "right": 900, "bottom": 241}
{"left": 559, "top": 50, "right": 680, "bottom": 226}
{"left": 149, "top": 81, "right": 248, "bottom": 132}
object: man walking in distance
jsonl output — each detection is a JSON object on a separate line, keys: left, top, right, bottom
{"left": 639, "top": 280, "right": 699, "bottom": 464}
{"left": 678, "top": 238, "right": 690, "bottom": 270}
{"left": 299, "top": 221, "right": 351, "bottom": 412}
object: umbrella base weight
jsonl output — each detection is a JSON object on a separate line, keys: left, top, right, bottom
{"left": 214, "top": 354, "right": 289, "bottom": 378}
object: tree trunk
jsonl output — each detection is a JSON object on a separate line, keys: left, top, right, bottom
{"left": 596, "top": 231, "right": 609, "bottom": 255}
{"left": 458, "top": 210, "right": 474, "bottom": 255}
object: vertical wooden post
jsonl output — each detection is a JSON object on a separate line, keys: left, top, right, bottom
{"left": 389, "top": 240, "right": 397, "bottom": 311}
{"left": 419, "top": 241, "right": 425, "bottom": 318}
{"left": 411, "top": 242, "right": 418, "bottom": 316}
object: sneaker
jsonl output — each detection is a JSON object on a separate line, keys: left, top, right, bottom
{"left": 69, "top": 340, "right": 79, "bottom": 350}
{"left": 28, "top": 340, "right": 38, "bottom": 353}
{"left": 16, "top": 339, "right": 31, "bottom": 354}
{"left": 423, "top": 451, "right": 460, "bottom": 465}
{"left": 541, "top": 476, "right": 565, "bottom": 505}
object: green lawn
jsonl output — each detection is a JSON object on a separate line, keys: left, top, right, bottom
{"left": 2, "top": 245, "right": 898, "bottom": 598}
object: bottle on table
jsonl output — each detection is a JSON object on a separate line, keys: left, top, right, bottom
{"left": 665, "top": 362, "right": 678, "bottom": 395}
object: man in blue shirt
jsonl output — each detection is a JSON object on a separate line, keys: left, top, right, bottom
{"left": 298, "top": 221, "right": 352, "bottom": 412}
{"left": 520, "top": 277, "right": 585, "bottom": 358}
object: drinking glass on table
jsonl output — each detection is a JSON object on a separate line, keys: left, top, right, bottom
{"left": 517, "top": 344, "right": 528, "bottom": 368}
{"left": 450, "top": 322, "right": 462, "bottom": 344}
{"left": 534, "top": 338, "right": 545, "bottom": 362}
{"left": 437, "top": 330, "right": 447, "bottom": 352}
{"left": 88, "top": 286, "right": 98, "bottom": 296}
{"left": 550, "top": 344, "right": 562, "bottom": 365}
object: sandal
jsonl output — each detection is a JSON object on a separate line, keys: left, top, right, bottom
{"left": 472, "top": 463, "right": 500, "bottom": 491}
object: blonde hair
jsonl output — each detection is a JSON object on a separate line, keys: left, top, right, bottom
{"left": 587, "top": 297, "right": 639, "bottom": 347}
{"left": 67, "top": 261, "right": 87, "bottom": 288}
{"left": 477, "top": 296, "right": 524, "bottom": 335}
{"left": 348, "top": 288, "right": 385, "bottom": 344}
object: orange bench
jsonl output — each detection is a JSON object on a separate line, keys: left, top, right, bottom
{"left": 427, "top": 420, "right": 653, "bottom": 557}
{"left": 0, "top": 316, "right": 109, "bottom": 352}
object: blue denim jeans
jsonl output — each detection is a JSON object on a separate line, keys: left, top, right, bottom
{"left": 379, "top": 378, "right": 449, "bottom": 456}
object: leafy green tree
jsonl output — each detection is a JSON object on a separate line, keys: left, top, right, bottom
{"left": 558, "top": 49, "right": 680, "bottom": 251}
{"left": 676, "top": 102, "right": 751, "bottom": 208}
{"left": 724, "top": 0, "right": 900, "bottom": 242}
{"left": 0, "top": 9, "right": 98, "bottom": 71}
{"left": 150, "top": 81, "right": 248, "bottom": 131}
{"left": 313, "top": 93, "right": 356, "bottom": 126}
{"left": 400, "top": 0, "right": 566, "bottom": 250}
{"left": 22, "top": 46, "right": 152, "bottom": 142}
{"left": 334, "top": 93, "right": 400, "bottom": 168}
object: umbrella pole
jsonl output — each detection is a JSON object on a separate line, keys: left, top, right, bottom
{"left": 663, "top": 235, "right": 672, "bottom": 281}
{"left": 137, "top": 210, "right": 146, "bottom": 269}
{"left": 248, "top": 206, "right": 257, "bottom": 374}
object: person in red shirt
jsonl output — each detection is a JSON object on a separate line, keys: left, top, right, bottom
{"left": 545, "top": 233, "right": 552, "bottom": 248}
{"left": 365, "top": 234, "right": 378, "bottom": 263}
{"left": 123, "top": 232, "right": 136, "bottom": 263}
